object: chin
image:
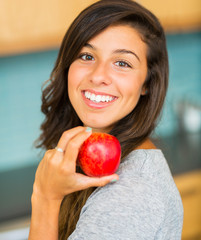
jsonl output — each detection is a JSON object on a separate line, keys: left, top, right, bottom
{"left": 82, "top": 121, "right": 114, "bottom": 133}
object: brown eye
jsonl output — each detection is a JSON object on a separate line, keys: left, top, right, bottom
{"left": 115, "top": 61, "right": 132, "bottom": 68}
{"left": 79, "top": 53, "right": 95, "bottom": 61}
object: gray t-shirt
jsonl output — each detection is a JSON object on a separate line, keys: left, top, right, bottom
{"left": 68, "top": 149, "right": 183, "bottom": 240}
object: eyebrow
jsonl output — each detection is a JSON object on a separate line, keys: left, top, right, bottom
{"left": 113, "top": 49, "right": 140, "bottom": 62}
{"left": 84, "top": 43, "right": 140, "bottom": 62}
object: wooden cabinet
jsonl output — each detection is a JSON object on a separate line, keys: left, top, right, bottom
{"left": 0, "top": 0, "right": 201, "bottom": 56}
{"left": 141, "top": 0, "right": 201, "bottom": 32}
{"left": 0, "top": 0, "right": 96, "bottom": 55}
{"left": 174, "top": 170, "right": 201, "bottom": 239}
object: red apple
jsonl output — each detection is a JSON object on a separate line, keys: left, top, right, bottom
{"left": 78, "top": 132, "right": 121, "bottom": 177}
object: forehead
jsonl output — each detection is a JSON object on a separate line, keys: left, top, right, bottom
{"left": 90, "top": 24, "right": 142, "bottom": 41}
{"left": 85, "top": 24, "right": 147, "bottom": 58}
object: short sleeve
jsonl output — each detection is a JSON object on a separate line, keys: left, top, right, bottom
{"left": 68, "top": 178, "right": 165, "bottom": 240}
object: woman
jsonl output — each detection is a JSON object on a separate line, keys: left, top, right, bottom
{"left": 28, "top": 0, "right": 183, "bottom": 239}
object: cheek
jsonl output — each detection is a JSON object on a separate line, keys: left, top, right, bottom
{"left": 68, "top": 64, "right": 81, "bottom": 93}
{"left": 68, "top": 65, "right": 74, "bottom": 88}
{"left": 119, "top": 78, "right": 143, "bottom": 100}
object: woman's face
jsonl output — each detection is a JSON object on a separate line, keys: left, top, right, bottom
{"left": 68, "top": 24, "right": 148, "bottom": 132}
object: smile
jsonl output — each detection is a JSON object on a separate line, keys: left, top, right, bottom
{"left": 83, "top": 90, "right": 117, "bottom": 103}
{"left": 81, "top": 90, "right": 118, "bottom": 109}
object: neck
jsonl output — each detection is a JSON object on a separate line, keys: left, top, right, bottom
{"left": 135, "top": 138, "right": 157, "bottom": 150}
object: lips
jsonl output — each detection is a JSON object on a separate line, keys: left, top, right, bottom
{"left": 81, "top": 90, "right": 118, "bottom": 109}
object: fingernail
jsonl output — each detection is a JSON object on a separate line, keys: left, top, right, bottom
{"left": 86, "top": 127, "right": 92, "bottom": 132}
{"left": 110, "top": 179, "right": 118, "bottom": 183}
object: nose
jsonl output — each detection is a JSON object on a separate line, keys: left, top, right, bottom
{"left": 89, "top": 62, "right": 112, "bottom": 86}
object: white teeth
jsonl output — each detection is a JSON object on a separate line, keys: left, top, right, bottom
{"left": 91, "top": 93, "right": 96, "bottom": 101}
{"left": 105, "top": 96, "right": 110, "bottom": 102}
{"left": 101, "top": 95, "right": 106, "bottom": 102}
{"left": 84, "top": 91, "right": 115, "bottom": 103}
{"left": 95, "top": 95, "right": 102, "bottom": 102}
{"left": 86, "top": 91, "right": 91, "bottom": 98}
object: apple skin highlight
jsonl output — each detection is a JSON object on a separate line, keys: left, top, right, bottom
{"left": 78, "top": 133, "right": 121, "bottom": 177}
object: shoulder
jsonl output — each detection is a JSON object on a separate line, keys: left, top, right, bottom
{"left": 75, "top": 151, "right": 166, "bottom": 234}
{"left": 87, "top": 149, "right": 180, "bottom": 210}
{"left": 118, "top": 149, "right": 183, "bottom": 207}
{"left": 118, "top": 149, "right": 184, "bottom": 234}
{"left": 68, "top": 150, "right": 183, "bottom": 240}
{"left": 88, "top": 149, "right": 183, "bottom": 227}
{"left": 119, "top": 149, "right": 175, "bottom": 184}
{"left": 117, "top": 149, "right": 170, "bottom": 185}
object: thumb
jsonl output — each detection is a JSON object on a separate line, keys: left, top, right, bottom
{"left": 84, "top": 174, "right": 119, "bottom": 188}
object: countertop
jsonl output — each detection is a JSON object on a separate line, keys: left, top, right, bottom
{"left": 153, "top": 131, "right": 201, "bottom": 175}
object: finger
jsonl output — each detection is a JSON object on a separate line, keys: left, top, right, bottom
{"left": 63, "top": 129, "right": 92, "bottom": 168}
{"left": 77, "top": 173, "right": 119, "bottom": 190}
{"left": 56, "top": 126, "right": 85, "bottom": 151}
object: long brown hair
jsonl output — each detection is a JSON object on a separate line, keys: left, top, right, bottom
{"left": 36, "top": 0, "right": 169, "bottom": 238}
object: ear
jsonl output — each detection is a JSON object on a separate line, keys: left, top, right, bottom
{"left": 141, "top": 85, "right": 148, "bottom": 96}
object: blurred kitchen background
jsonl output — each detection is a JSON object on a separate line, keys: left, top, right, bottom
{"left": 0, "top": 0, "right": 201, "bottom": 239}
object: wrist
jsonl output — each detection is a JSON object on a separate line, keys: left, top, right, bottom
{"left": 29, "top": 193, "right": 62, "bottom": 239}
{"left": 32, "top": 181, "right": 63, "bottom": 205}
{"left": 31, "top": 192, "right": 62, "bottom": 213}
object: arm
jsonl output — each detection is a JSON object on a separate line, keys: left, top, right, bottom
{"left": 29, "top": 194, "right": 61, "bottom": 240}
{"left": 28, "top": 127, "right": 118, "bottom": 240}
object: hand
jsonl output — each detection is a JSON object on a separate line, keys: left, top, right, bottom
{"left": 32, "top": 127, "right": 119, "bottom": 203}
